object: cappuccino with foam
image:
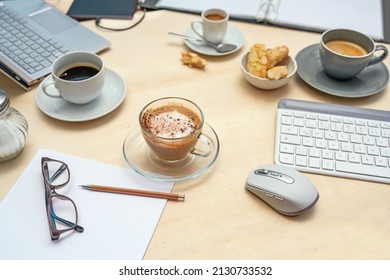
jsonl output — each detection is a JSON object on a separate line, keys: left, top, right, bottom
{"left": 139, "top": 97, "right": 213, "bottom": 162}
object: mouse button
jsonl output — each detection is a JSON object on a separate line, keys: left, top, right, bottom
{"left": 269, "top": 172, "right": 295, "bottom": 184}
{"left": 257, "top": 168, "right": 295, "bottom": 184}
{"left": 280, "top": 174, "right": 294, "bottom": 184}
{"left": 254, "top": 168, "right": 269, "bottom": 175}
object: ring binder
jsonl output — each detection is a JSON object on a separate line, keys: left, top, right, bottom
{"left": 141, "top": 0, "right": 389, "bottom": 43}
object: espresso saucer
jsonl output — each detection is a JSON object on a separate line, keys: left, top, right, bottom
{"left": 183, "top": 24, "right": 244, "bottom": 56}
{"left": 122, "top": 123, "right": 220, "bottom": 182}
{"left": 296, "top": 44, "right": 389, "bottom": 98}
{"left": 35, "top": 69, "right": 126, "bottom": 122}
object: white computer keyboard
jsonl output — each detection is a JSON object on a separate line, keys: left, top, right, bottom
{"left": 275, "top": 99, "right": 390, "bottom": 184}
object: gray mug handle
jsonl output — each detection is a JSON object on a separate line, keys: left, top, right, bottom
{"left": 368, "top": 45, "right": 388, "bottom": 66}
{"left": 191, "top": 133, "right": 214, "bottom": 157}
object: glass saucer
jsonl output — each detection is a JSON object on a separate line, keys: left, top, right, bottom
{"left": 122, "top": 123, "right": 220, "bottom": 182}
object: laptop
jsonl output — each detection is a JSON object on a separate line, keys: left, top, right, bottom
{"left": 0, "top": 0, "right": 111, "bottom": 90}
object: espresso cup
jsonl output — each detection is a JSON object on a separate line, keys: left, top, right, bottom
{"left": 42, "top": 51, "right": 105, "bottom": 105}
{"left": 139, "top": 97, "right": 214, "bottom": 162}
{"left": 319, "top": 29, "right": 388, "bottom": 80}
{"left": 191, "top": 8, "right": 229, "bottom": 44}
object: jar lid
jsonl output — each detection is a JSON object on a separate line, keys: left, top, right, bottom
{"left": 0, "top": 89, "right": 10, "bottom": 112}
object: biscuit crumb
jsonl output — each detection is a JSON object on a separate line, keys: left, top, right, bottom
{"left": 181, "top": 52, "right": 207, "bottom": 69}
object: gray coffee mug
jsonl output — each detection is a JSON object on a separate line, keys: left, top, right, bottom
{"left": 320, "top": 29, "right": 388, "bottom": 80}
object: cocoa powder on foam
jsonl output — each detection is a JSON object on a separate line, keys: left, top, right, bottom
{"left": 142, "top": 105, "right": 200, "bottom": 138}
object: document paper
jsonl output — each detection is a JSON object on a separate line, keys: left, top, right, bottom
{"left": 0, "top": 149, "right": 174, "bottom": 260}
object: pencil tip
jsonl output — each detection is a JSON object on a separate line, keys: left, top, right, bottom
{"left": 79, "top": 185, "right": 91, "bottom": 189}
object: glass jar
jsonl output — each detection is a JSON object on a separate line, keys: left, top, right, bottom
{"left": 0, "top": 89, "right": 28, "bottom": 161}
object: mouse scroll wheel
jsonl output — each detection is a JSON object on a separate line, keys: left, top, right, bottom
{"left": 255, "top": 169, "right": 269, "bottom": 175}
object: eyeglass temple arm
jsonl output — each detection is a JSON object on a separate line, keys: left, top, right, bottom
{"left": 49, "top": 163, "right": 67, "bottom": 183}
{"left": 49, "top": 206, "right": 84, "bottom": 232}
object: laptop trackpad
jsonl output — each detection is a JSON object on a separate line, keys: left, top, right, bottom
{"left": 30, "top": 8, "right": 76, "bottom": 34}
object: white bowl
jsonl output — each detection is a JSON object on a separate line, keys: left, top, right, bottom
{"left": 240, "top": 52, "right": 297, "bottom": 90}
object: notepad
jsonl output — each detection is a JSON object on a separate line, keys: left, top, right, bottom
{"left": 142, "top": 0, "right": 386, "bottom": 42}
{"left": 0, "top": 149, "right": 174, "bottom": 260}
{"left": 67, "top": 0, "right": 138, "bottom": 20}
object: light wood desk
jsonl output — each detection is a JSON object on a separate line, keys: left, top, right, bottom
{"left": 1, "top": 4, "right": 390, "bottom": 260}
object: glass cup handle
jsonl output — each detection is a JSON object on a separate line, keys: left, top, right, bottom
{"left": 42, "top": 77, "right": 61, "bottom": 98}
{"left": 191, "top": 21, "right": 204, "bottom": 40}
{"left": 368, "top": 45, "right": 388, "bottom": 66}
{"left": 191, "top": 133, "right": 214, "bottom": 158}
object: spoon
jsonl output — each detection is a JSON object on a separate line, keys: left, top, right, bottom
{"left": 168, "top": 32, "right": 237, "bottom": 53}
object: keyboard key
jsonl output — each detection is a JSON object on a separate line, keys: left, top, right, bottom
{"left": 295, "top": 156, "right": 307, "bottom": 167}
{"left": 279, "top": 154, "right": 294, "bottom": 165}
{"left": 308, "top": 158, "right": 321, "bottom": 169}
{"left": 302, "top": 138, "right": 314, "bottom": 147}
{"left": 348, "top": 154, "right": 361, "bottom": 163}
{"left": 281, "top": 125, "right": 298, "bottom": 135}
{"left": 335, "top": 151, "right": 347, "bottom": 161}
{"left": 322, "top": 150, "right": 334, "bottom": 160}
{"left": 322, "top": 160, "right": 334, "bottom": 170}
{"left": 280, "top": 144, "right": 294, "bottom": 154}
{"left": 280, "top": 135, "right": 300, "bottom": 145}
{"left": 309, "top": 148, "right": 320, "bottom": 158}
{"left": 367, "top": 146, "right": 380, "bottom": 156}
{"left": 376, "top": 138, "right": 388, "bottom": 147}
{"left": 296, "top": 146, "right": 307, "bottom": 156}
{"left": 362, "top": 155, "right": 374, "bottom": 165}
{"left": 380, "top": 148, "right": 390, "bottom": 157}
{"left": 336, "top": 161, "right": 390, "bottom": 179}
{"left": 375, "top": 157, "right": 388, "bottom": 167}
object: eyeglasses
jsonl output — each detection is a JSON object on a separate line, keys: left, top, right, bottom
{"left": 41, "top": 157, "right": 84, "bottom": 240}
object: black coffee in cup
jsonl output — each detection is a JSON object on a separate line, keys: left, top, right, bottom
{"left": 58, "top": 64, "right": 100, "bottom": 81}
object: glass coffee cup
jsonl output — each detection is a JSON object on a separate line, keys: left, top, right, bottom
{"left": 139, "top": 97, "right": 214, "bottom": 162}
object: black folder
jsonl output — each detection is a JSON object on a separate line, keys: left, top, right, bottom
{"left": 67, "top": 0, "right": 138, "bottom": 20}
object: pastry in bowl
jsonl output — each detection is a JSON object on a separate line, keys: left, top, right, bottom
{"left": 240, "top": 44, "right": 297, "bottom": 90}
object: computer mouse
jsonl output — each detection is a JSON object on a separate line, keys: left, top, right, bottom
{"left": 245, "top": 164, "right": 319, "bottom": 216}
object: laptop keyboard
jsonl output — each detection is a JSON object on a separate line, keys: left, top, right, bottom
{"left": 0, "top": 4, "right": 69, "bottom": 75}
{"left": 275, "top": 99, "right": 390, "bottom": 184}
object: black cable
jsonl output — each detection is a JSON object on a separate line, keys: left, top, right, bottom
{"left": 95, "top": 7, "right": 146, "bottom": 31}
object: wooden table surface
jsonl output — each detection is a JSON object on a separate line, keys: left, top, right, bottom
{"left": 1, "top": 1, "right": 390, "bottom": 259}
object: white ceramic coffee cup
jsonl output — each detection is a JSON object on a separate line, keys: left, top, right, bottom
{"left": 191, "top": 8, "right": 229, "bottom": 44}
{"left": 42, "top": 51, "right": 105, "bottom": 105}
{"left": 320, "top": 29, "right": 388, "bottom": 80}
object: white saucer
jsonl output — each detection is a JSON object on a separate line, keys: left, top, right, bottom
{"left": 183, "top": 24, "right": 244, "bottom": 56}
{"left": 296, "top": 44, "right": 389, "bottom": 98}
{"left": 35, "top": 69, "right": 126, "bottom": 122}
{"left": 122, "top": 123, "right": 220, "bottom": 182}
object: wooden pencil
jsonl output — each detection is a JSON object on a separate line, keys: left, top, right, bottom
{"left": 79, "top": 184, "right": 185, "bottom": 201}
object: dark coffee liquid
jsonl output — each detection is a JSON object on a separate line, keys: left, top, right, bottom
{"left": 59, "top": 66, "right": 99, "bottom": 81}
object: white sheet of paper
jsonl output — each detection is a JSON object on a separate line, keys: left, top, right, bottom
{"left": 275, "top": 0, "right": 384, "bottom": 41}
{"left": 0, "top": 149, "right": 174, "bottom": 260}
